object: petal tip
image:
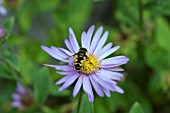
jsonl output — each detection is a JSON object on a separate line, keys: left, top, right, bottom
{"left": 73, "top": 92, "right": 77, "bottom": 97}
{"left": 41, "top": 45, "right": 47, "bottom": 50}
{"left": 126, "top": 57, "right": 130, "bottom": 62}
{"left": 55, "top": 82, "right": 59, "bottom": 85}
{"left": 116, "top": 45, "right": 120, "bottom": 49}
{"left": 69, "top": 27, "right": 74, "bottom": 33}
{"left": 90, "top": 25, "right": 95, "bottom": 29}
{"left": 58, "top": 87, "right": 63, "bottom": 92}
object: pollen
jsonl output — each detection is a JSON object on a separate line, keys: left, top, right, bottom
{"left": 81, "top": 52, "right": 101, "bottom": 75}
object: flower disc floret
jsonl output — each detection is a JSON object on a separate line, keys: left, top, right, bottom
{"left": 80, "top": 52, "right": 101, "bottom": 75}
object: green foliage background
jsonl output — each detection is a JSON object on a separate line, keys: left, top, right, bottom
{"left": 0, "top": 0, "right": 170, "bottom": 113}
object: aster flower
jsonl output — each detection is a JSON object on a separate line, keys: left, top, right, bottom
{"left": 0, "top": 26, "right": 5, "bottom": 38}
{"left": 0, "top": 0, "right": 7, "bottom": 16}
{"left": 41, "top": 25, "right": 129, "bottom": 102}
{"left": 11, "top": 83, "right": 34, "bottom": 109}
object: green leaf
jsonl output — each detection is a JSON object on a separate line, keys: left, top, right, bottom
{"left": 54, "top": 0, "right": 92, "bottom": 38}
{"left": 145, "top": 44, "right": 170, "bottom": 71}
{"left": 148, "top": 71, "right": 162, "bottom": 93}
{"left": 49, "top": 83, "right": 71, "bottom": 96}
{"left": 2, "top": 17, "right": 15, "bottom": 39}
{"left": 34, "top": 67, "right": 50, "bottom": 106}
{"left": 0, "top": 61, "right": 14, "bottom": 79}
{"left": 17, "top": 8, "right": 32, "bottom": 33}
{"left": 150, "top": 0, "right": 170, "bottom": 15}
{"left": 116, "top": 0, "right": 139, "bottom": 28}
{"left": 68, "top": 0, "right": 92, "bottom": 28}
{"left": 4, "top": 54, "right": 20, "bottom": 72}
{"left": 80, "top": 94, "right": 94, "bottom": 113}
{"left": 20, "top": 59, "right": 38, "bottom": 84}
{"left": 129, "top": 102, "right": 144, "bottom": 113}
{"left": 73, "top": 93, "right": 94, "bottom": 113}
{"left": 155, "top": 17, "right": 170, "bottom": 52}
{"left": 94, "top": 97, "right": 110, "bottom": 113}
{"left": 43, "top": 106, "right": 59, "bottom": 113}
{"left": 34, "top": 0, "right": 59, "bottom": 12}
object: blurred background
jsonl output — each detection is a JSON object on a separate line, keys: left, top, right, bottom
{"left": 0, "top": 0, "right": 170, "bottom": 113}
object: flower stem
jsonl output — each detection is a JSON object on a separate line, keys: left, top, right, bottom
{"left": 77, "top": 91, "right": 83, "bottom": 113}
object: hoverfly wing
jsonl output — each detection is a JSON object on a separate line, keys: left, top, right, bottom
{"left": 59, "top": 55, "right": 74, "bottom": 65}
{"left": 65, "top": 55, "right": 74, "bottom": 62}
{"left": 59, "top": 61, "right": 67, "bottom": 65}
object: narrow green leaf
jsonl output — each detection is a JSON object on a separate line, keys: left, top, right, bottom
{"left": 67, "top": 0, "right": 92, "bottom": 30}
{"left": 155, "top": 17, "right": 170, "bottom": 52}
{"left": 3, "top": 17, "right": 15, "bottom": 39}
{"left": 20, "top": 59, "right": 38, "bottom": 84}
{"left": 150, "top": 0, "right": 170, "bottom": 15}
{"left": 73, "top": 93, "right": 94, "bottom": 113}
{"left": 34, "top": 67, "right": 50, "bottom": 106}
{"left": 129, "top": 102, "right": 144, "bottom": 113}
{"left": 43, "top": 106, "right": 59, "bottom": 113}
{"left": 0, "top": 61, "right": 14, "bottom": 79}
{"left": 4, "top": 54, "right": 20, "bottom": 72}
{"left": 34, "top": 0, "right": 59, "bottom": 12}
{"left": 145, "top": 44, "right": 170, "bottom": 71}
{"left": 49, "top": 83, "right": 71, "bottom": 96}
{"left": 16, "top": 3, "right": 32, "bottom": 33}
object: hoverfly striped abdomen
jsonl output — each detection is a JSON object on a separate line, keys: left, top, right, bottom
{"left": 74, "top": 48, "right": 87, "bottom": 71}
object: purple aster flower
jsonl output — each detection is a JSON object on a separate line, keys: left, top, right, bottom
{"left": 41, "top": 25, "right": 129, "bottom": 102}
{"left": 0, "top": 26, "right": 5, "bottom": 38}
{"left": 0, "top": 0, "right": 7, "bottom": 16}
{"left": 11, "top": 83, "right": 34, "bottom": 109}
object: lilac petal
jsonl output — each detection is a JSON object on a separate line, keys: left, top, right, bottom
{"left": 68, "top": 60, "right": 74, "bottom": 66}
{"left": 51, "top": 46, "right": 69, "bottom": 58}
{"left": 16, "top": 83, "right": 26, "bottom": 94}
{"left": 93, "top": 31, "right": 109, "bottom": 55}
{"left": 102, "top": 56, "right": 129, "bottom": 66}
{"left": 101, "top": 86, "right": 111, "bottom": 97}
{"left": 55, "top": 74, "right": 72, "bottom": 85}
{"left": 82, "top": 76, "right": 94, "bottom": 102}
{"left": 91, "top": 74, "right": 115, "bottom": 91}
{"left": 58, "top": 74, "right": 80, "bottom": 91}
{"left": 0, "top": 6, "right": 7, "bottom": 16}
{"left": 41, "top": 45, "right": 66, "bottom": 62}
{"left": 11, "top": 101, "right": 23, "bottom": 108}
{"left": 73, "top": 75, "right": 83, "bottom": 97}
{"left": 56, "top": 71, "right": 77, "bottom": 75}
{"left": 89, "top": 76, "right": 104, "bottom": 97}
{"left": 69, "top": 28, "right": 80, "bottom": 52}
{"left": 81, "top": 31, "right": 87, "bottom": 48}
{"left": 87, "top": 25, "right": 95, "bottom": 51}
{"left": 44, "top": 64, "right": 75, "bottom": 71}
{"left": 90, "top": 26, "right": 103, "bottom": 52}
{"left": 96, "top": 73, "right": 117, "bottom": 85}
{"left": 69, "top": 34, "right": 79, "bottom": 53}
{"left": 64, "top": 39, "right": 75, "bottom": 54}
{"left": 114, "top": 85, "right": 124, "bottom": 93}
{"left": 69, "top": 28, "right": 79, "bottom": 50}
{"left": 99, "top": 69, "right": 123, "bottom": 80}
{"left": 88, "top": 91, "right": 94, "bottom": 102}
{"left": 96, "top": 42, "right": 113, "bottom": 56}
{"left": 105, "top": 68, "right": 124, "bottom": 72}
{"left": 12, "top": 93, "right": 21, "bottom": 101}
{"left": 69, "top": 28, "right": 76, "bottom": 40}
{"left": 83, "top": 76, "right": 91, "bottom": 94}
{"left": 99, "top": 46, "right": 120, "bottom": 60}
{"left": 58, "top": 48, "right": 73, "bottom": 56}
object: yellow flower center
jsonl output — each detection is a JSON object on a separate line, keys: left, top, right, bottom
{"left": 80, "top": 52, "right": 101, "bottom": 75}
